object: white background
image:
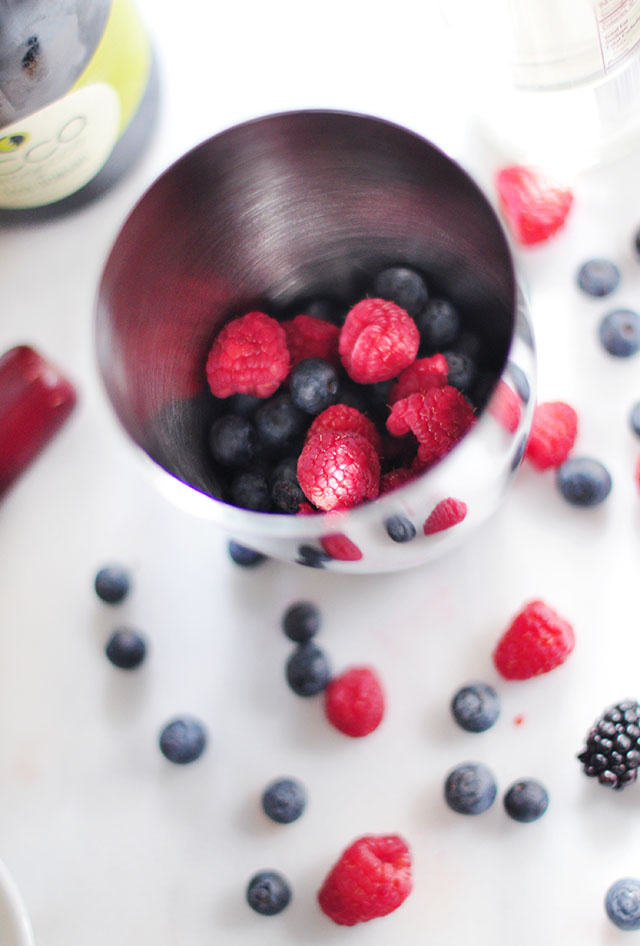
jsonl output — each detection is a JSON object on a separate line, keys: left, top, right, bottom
{"left": 2, "top": 2, "right": 640, "bottom": 944}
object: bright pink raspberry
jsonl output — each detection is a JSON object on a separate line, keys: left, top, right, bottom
{"left": 318, "top": 834, "right": 412, "bottom": 926}
{"left": 339, "top": 298, "right": 419, "bottom": 384}
{"left": 525, "top": 400, "right": 578, "bottom": 470}
{"left": 423, "top": 497, "right": 467, "bottom": 535}
{"left": 495, "top": 165, "right": 574, "bottom": 246}
{"left": 389, "top": 353, "right": 449, "bottom": 403}
{"left": 493, "top": 599, "right": 575, "bottom": 680}
{"left": 487, "top": 379, "right": 522, "bottom": 434}
{"left": 387, "top": 385, "right": 476, "bottom": 468}
{"left": 205, "top": 311, "right": 289, "bottom": 399}
{"left": 282, "top": 314, "right": 340, "bottom": 369}
{"left": 297, "top": 430, "right": 380, "bottom": 511}
{"left": 306, "top": 403, "right": 382, "bottom": 454}
{"left": 324, "top": 666, "right": 385, "bottom": 736}
{"left": 380, "top": 467, "right": 416, "bottom": 494}
{"left": 321, "top": 533, "right": 363, "bottom": 561}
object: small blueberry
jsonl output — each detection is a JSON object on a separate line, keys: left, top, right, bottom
{"left": 261, "top": 777, "right": 307, "bottom": 823}
{"left": 576, "top": 258, "right": 620, "bottom": 297}
{"left": 281, "top": 601, "right": 321, "bottom": 643}
{"left": 450, "top": 682, "right": 500, "bottom": 733}
{"left": 503, "top": 778, "right": 549, "bottom": 823}
{"left": 599, "top": 308, "right": 640, "bottom": 357}
{"left": 384, "top": 514, "right": 417, "bottom": 543}
{"left": 159, "top": 716, "right": 207, "bottom": 764}
{"left": 285, "top": 642, "right": 331, "bottom": 696}
{"left": 556, "top": 457, "right": 612, "bottom": 507}
{"left": 228, "top": 540, "right": 267, "bottom": 567}
{"left": 246, "top": 870, "right": 291, "bottom": 915}
{"left": 444, "top": 762, "right": 497, "bottom": 815}
{"left": 373, "top": 264, "right": 429, "bottom": 319}
{"left": 605, "top": 877, "right": 640, "bottom": 931}
{"left": 105, "top": 628, "right": 147, "bottom": 670}
{"left": 94, "top": 565, "right": 130, "bottom": 604}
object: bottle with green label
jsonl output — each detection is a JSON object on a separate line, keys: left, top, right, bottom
{"left": 0, "top": 0, "right": 159, "bottom": 218}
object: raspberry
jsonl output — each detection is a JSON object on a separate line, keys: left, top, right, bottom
{"left": 380, "top": 466, "right": 416, "bottom": 494}
{"left": 306, "top": 403, "right": 382, "bottom": 453}
{"left": 339, "top": 298, "right": 419, "bottom": 384}
{"left": 525, "top": 400, "right": 578, "bottom": 470}
{"left": 282, "top": 314, "right": 340, "bottom": 368}
{"left": 387, "top": 385, "right": 476, "bottom": 468}
{"left": 320, "top": 533, "right": 363, "bottom": 561}
{"left": 487, "top": 380, "right": 521, "bottom": 434}
{"left": 495, "top": 165, "right": 574, "bottom": 246}
{"left": 206, "top": 311, "right": 290, "bottom": 399}
{"left": 297, "top": 430, "right": 380, "bottom": 511}
{"left": 389, "top": 353, "right": 449, "bottom": 403}
{"left": 493, "top": 599, "right": 575, "bottom": 681}
{"left": 324, "top": 666, "right": 385, "bottom": 736}
{"left": 423, "top": 497, "right": 467, "bottom": 535}
{"left": 317, "top": 834, "right": 412, "bottom": 926}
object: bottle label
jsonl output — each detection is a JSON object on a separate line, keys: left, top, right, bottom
{"left": 0, "top": 0, "right": 150, "bottom": 209}
{"left": 595, "top": 0, "right": 640, "bottom": 73}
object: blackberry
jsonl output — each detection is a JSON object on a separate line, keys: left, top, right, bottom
{"left": 576, "top": 258, "right": 620, "bottom": 297}
{"left": 373, "top": 264, "right": 429, "bottom": 319}
{"left": 105, "top": 628, "right": 147, "bottom": 670}
{"left": 416, "top": 297, "right": 460, "bottom": 352}
{"left": 269, "top": 457, "right": 305, "bottom": 513}
{"left": 261, "top": 777, "right": 307, "bottom": 823}
{"left": 599, "top": 308, "right": 640, "bottom": 357}
{"left": 289, "top": 358, "right": 339, "bottom": 414}
{"left": 94, "top": 565, "right": 130, "bottom": 604}
{"left": 577, "top": 699, "right": 640, "bottom": 789}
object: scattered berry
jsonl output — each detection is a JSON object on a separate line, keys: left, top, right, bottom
{"left": 289, "top": 358, "right": 340, "bottom": 415}
{"left": 206, "top": 311, "right": 290, "bottom": 399}
{"left": 556, "top": 456, "right": 612, "bottom": 506}
{"left": 246, "top": 870, "right": 292, "bottom": 915}
{"left": 423, "top": 497, "right": 467, "bottom": 535}
{"left": 605, "top": 878, "right": 640, "bottom": 931}
{"left": 159, "top": 716, "right": 207, "bottom": 764}
{"left": 416, "top": 297, "right": 460, "bottom": 352}
{"left": 297, "top": 430, "right": 380, "bottom": 511}
{"left": 324, "top": 666, "right": 385, "bottom": 737}
{"left": 269, "top": 456, "right": 305, "bottom": 513}
{"left": 577, "top": 699, "right": 640, "bottom": 790}
{"left": 317, "top": 834, "right": 412, "bottom": 926}
{"left": 227, "top": 540, "right": 267, "bottom": 566}
{"left": 94, "top": 565, "right": 130, "bottom": 604}
{"left": 261, "top": 777, "right": 307, "bottom": 824}
{"left": 387, "top": 385, "right": 475, "bottom": 468}
{"left": 451, "top": 682, "right": 500, "bottom": 733}
{"left": 389, "top": 354, "right": 449, "bottom": 403}
{"left": 493, "top": 599, "right": 575, "bottom": 681}
{"left": 339, "top": 298, "right": 420, "bottom": 384}
{"left": 285, "top": 642, "right": 331, "bottom": 696}
{"left": 444, "top": 762, "right": 497, "bottom": 814}
{"left": 208, "top": 413, "right": 258, "bottom": 467}
{"left": 373, "top": 265, "right": 429, "bottom": 318}
{"left": 296, "top": 544, "right": 331, "bottom": 568}
{"left": 599, "top": 308, "right": 640, "bottom": 357}
{"left": 576, "top": 258, "right": 620, "bottom": 297}
{"left": 282, "top": 314, "right": 340, "bottom": 368}
{"left": 306, "top": 403, "right": 382, "bottom": 454}
{"left": 105, "top": 628, "right": 147, "bottom": 670}
{"left": 320, "top": 532, "right": 363, "bottom": 561}
{"left": 385, "top": 514, "right": 417, "bottom": 542}
{"left": 281, "top": 601, "right": 321, "bottom": 643}
{"left": 524, "top": 401, "right": 578, "bottom": 470}
{"left": 503, "top": 779, "right": 549, "bottom": 822}
{"left": 253, "top": 393, "right": 306, "bottom": 454}
{"left": 495, "top": 164, "right": 574, "bottom": 246}
{"left": 230, "top": 470, "right": 272, "bottom": 511}
{"left": 629, "top": 400, "right": 640, "bottom": 437}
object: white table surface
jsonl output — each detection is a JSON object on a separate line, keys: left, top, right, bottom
{"left": 2, "top": 4, "right": 640, "bottom": 944}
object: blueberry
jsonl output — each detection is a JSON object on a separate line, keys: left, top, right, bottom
{"left": 94, "top": 565, "right": 130, "bottom": 604}
{"left": 373, "top": 265, "right": 428, "bottom": 318}
{"left": 228, "top": 540, "right": 267, "bottom": 567}
{"left": 269, "top": 457, "right": 306, "bottom": 513}
{"left": 503, "top": 779, "right": 549, "bottom": 823}
{"left": 599, "top": 308, "right": 640, "bottom": 357}
{"left": 302, "top": 297, "right": 345, "bottom": 324}
{"left": 230, "top": 471, "right": 272, "bottom": 511}
{"left": 159, "top": 716, "right": 207, "bottom": 764}
{"left": 227, "top": 393, "right": 261, "bottom": 416}
{"left": 385, "top": 514, "right": 416, "bottom": 543}
{"left": 289, "top": 358, "right": 339, "bottom": 414}
{"left": 105, "top": 628, "right": 147, "bottom": 670}
{"left": 556, "top": 457, "right": 612, "bottom": 507}
{"left": 417, "top": 297, "right": 460, "bottom": 352}
{"left": 629, "top": 400, "right": 640, "bottom": 437}
{"left": 254, "top": 392, "right": 306, "bottom": 454}
{"left": 450, "top": 682, "right": 500, "bottom": 733}
{"left": 261, "top": 777, "right": 307, "bottom": 823}
{"left": 208, "top": 414, "right": 258, "bottom": 467}
{"left": 444, "top": 762, "right": 497, "bottom": 815}
{"left": 282, "top": 601, "right": 321, "bottom": 642}
{"left": 296, "top": 544, "right": 330, "bottom": 568}
{"left": 285, "top": 642, "right": 331, "bottom": 696}
{"left": 246, "top": 870, "right": 291, "bottom": 915}
{"left": 444, "top": 350, "right": 476, "bottom": 391}
{"left": 605, "top": 878, "right": 640, "bottom": 931}
{"left": 576, "top": 258, "right": 620, "bottom": 297}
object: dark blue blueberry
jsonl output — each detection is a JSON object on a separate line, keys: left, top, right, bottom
{"left": 269, "top": 457, "right": 306, "bottom": 513}
{"left": 373, "top": 265, "right": 428, "bottom": 318}
{"left": 503, "top": 779, "right": 549, "bottom": 823}
{"left": 227, "top": 393, "right": 261, "bottom": 416}
{"left": 159, "top": 716, "right": 207, "bottom": 764}
{"left": 444, "top": 350, "right": 476, "bottom": 391}
{"left": 282, "top": 601, "right": 321, "bottom": 642}
{"left": 302, "top": 297, "right": 345, "bottom": 324}
{"left": 385, "top": 514, "right": 416, "bottom": 543}
{"left": 450, "top": 682, "right": 500, "bottom": 733}
{"left": 246, "top": 870, "right": 291, "bottom": 915}
{"left": 228, "top": 540, "right": 267, "bottom": 567}
{"left": 599, "top": 308, "right": 640, "bottom": 357}
{"left": 417, "top": 297, "right": 460, "bottom": 352}
{"left": 208, "top": 414, "right": 258, "bottom": 467}
{"left": 285, "top": 642, "right": 331, "bottom": 696}
{"left": 556, "top": 457, "right": 612, "bottom": 507}
{"left": 576, "top": 258, "right": 620, "bottom": 297}
{"left": 630, "top": 400, "right": 640, "bottom": 437}
{"left": 261, "top": 777, "right": 307, "bottom": 823}
{"left": 444, "top": 762, "right": 497, "bottom": 815}
{"left": 94, "top": 565, "right": 130, "bottom": 604}
{"left": 289, "top": 358, "right": 339, "bottom": 414}
{"left": 605, "top": 878, "right": 640, "bottom": 931}
{"left": 105, "top": 628, "right": 147, "bottom": 670}
{"left": 230, "top": 471, "right": 272, "bottom": 511}
{"left": 254, "top": 393, "right": 306, "bottom": 454}
{"left": 296, "top": 544, "right": 330, "bottom": 568}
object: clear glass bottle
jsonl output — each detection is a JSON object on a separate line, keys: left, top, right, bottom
{"left": 0, "top": 0, "right": 159, "bottom": 218}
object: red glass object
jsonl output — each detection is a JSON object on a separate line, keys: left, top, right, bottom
{"left": 0, "top": 345, "right": 77, "bottom": 497}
